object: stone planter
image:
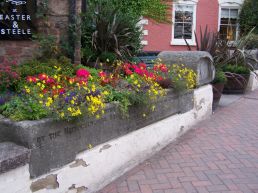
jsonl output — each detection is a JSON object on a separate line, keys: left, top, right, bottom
{"left": 0, "top": 90, "right": 194, "bottom": 178}
{"left": 223, "top": 73, "right": 250, "bottom": 94}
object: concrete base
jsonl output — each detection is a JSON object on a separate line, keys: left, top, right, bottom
{"left": 0, "top": 85, "right": 213, "bottom": 193}
{"left": 246, "top": 70, "right": 258, "bottom": 92}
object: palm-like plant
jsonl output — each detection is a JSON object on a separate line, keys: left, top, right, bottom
{"left": 81, "top": 0, "right": 142, "bottom": 64}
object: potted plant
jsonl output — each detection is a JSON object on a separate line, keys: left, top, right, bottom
{"left": 212, "top": 69, "right": 227, "bottom": 109}
{"left": 222, "top": 64, "right": 250, "bottom": 94}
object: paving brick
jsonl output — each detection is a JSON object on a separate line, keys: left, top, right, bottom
{"left": 99, "top": 91, "right": 258, "bottom": 193}
{"left": 191, "top": 180, "right": 212, "bottom": 187}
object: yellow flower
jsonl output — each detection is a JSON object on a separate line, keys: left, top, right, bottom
{"left": 60, "top": 112, "right": 65, "bottom": 118}
{"left": 88, "top": 144, "right": 93, "bottom": 149}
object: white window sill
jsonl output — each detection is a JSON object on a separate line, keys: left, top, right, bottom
{"left": 171, "top": 40, "right": 196, "bottom": 46}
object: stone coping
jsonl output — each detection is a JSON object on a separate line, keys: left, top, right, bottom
{"left": 0, "top": 142, "right": 30, "bottom": 174}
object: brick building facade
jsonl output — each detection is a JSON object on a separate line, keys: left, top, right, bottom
{"left": 142, "top": 0, "right": 244, "bottom": 51}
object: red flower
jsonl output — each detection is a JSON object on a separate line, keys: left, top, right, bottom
{"left": 98, "top": 71, "right": 107, "bottom": 78}
{"left": 160, "top": 64, "right": 168, "bottom": 72}
{"left": 38, "top": 73, "right": 48, "bottom": 80}
{"left": 138, "top": 63, "right": 147, "bottom": 70}
{"left": 58, "top": 88, "right": 65, "bottom": 94}
{"left": 26, "top": 76, "right": 37, "bottom": 83}
{"left": 123, "top": 63, "right": 133, "bottom": 75}
{"left": 76, "top": 68, "right": 90, "bottom": 78}
{"left": 69, "top": 78, "right": 76, "bottom": 84}
{"left": 125, "top": 69, "right": 133, "bottom": 75}
{"left": 46, "top": 78, "right": 55, "bottom": 85}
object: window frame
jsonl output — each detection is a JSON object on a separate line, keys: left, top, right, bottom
{"left": 171, "top": 0, "right": 198, "bottom": 46}
{"left": 218, "top": 1, "right": 244, "bottom": 43}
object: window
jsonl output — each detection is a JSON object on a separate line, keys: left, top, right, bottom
{"left": 219, "top": 8, "right": 239, "bottom": 41}
{"left": 172, "top": 1, "right": 197, "bottom": 46}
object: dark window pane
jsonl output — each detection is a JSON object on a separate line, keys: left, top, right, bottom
{"left": 219, "top": 25, "right": 228, "bottom": 40}
{"left": 221, "top": 18, "right": 230, "bottom": 24}
{"left": 175, "top": 11, "right": 184, "bottom": 22}
{"left": 184, "top": 11, "right": 193, "bottom": 22}
{"left": 174, "top": 23, "right": 183, "bottom": 39}
{"left": 184, "top": 23, "right": 192, "bottom": 34}
{"left": 184, "top": 34, "right": 192, "bottom": 39}
{"left": 230, "top": 18, "right": 237, "bottom": 25}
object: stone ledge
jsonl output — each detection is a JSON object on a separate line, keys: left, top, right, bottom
{"left": 0, "top": 142, "right": 30, "bottom": 174}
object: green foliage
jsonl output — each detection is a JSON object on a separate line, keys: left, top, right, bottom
{"left": 213, "top": 69, "right": 227, "bottom": 84}
{"left": 245, "top": 33, "right": 258, "bottom": 49}
{"left": 81, "top": 0, "right": 142, "bottom": 62}
{"left": 0, "top": 95, "right": 49, "bottom": 121}
{"left": 36, "top": 0, "right": 49, "bottom": 19}
{"left": 104, "top": 85, "right": 147, "bottom": 118}
{"left": 33, "top": 34, "right": 61, "bottom": 60}
{"left": 239, "top": 0, "right": 258, "bottom": 35}
{"left": 113, "top": 0, "right": 169, "bottom": 23}
{"left": 81, "top": 47, "right": 97, "bottom": 63}
{"left": 18, "top": 57, "right": 74, "bottom": 79}
{"left": 222, "top": 65, "right": 250, "bottom": 74}
{"left": 99, "top": 52, "right": 117, "bottom": 63}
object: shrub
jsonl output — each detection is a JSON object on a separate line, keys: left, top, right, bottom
{"left": 245, "top": 33, "right": 258, "bottom": 49}
{"left": 239, "top": 0, "right": 258, "bottom": 35}
{"left": 0, "top": 60, "right": 20, "bottom": 92}
{"left": 81, "top": 0, "right": 142, "bottom": 62}
{"left": 213, "top": 69, "right": 227, "bottom": 84}
{"left": 222, "top": 65, "right": 250, "bottom": 74}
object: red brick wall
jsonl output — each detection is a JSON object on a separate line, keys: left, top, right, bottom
{"left": 0, "top": 0, "right": 82, "bottom": 64}
{"left": 143, "top": 0, "right": 219, "bottom": 51}
{"left": 0, "top": 41, "right": 37, "bottom": 64}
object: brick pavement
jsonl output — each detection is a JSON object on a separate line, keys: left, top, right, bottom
{"left": 99, "top": 91, "right": 258, "bottom": 193}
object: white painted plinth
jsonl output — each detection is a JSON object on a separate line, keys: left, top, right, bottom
{"left": 247, "top": 70, "right": 258, "bottom": 92}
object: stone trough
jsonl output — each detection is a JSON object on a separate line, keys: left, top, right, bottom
{"left": 0, "top": 90, "right": 193, "bottom": 178}
{"left": 0, "top": 51, "right": 215, "bottom": 193}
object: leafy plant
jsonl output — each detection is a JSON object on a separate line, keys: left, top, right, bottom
{"left": 0, "top": 60, "right": 20, "bottom": 92}
{"left": 245, "top": 33, "right": 258, "bottom": 49}
{"left": 81, "top": 0, "right": 142, "bottom": 63}
{"left": 0, "top": 95, "right": 49, "bottom": 121}
{"left": 114, "top": 0, "right": 170, "bottom": 23}
{"left": 17, "top": 57, "right": 74, "bottom": 79}
{"left": 239, "top": 0, "right": 258, "bottom": 35}
{"left": 185, "top": 26, "right": 219, "bottom": 57}
{"left": 222, "top": 65, "right": 250, "bottom": 75}
{"left": 212, "top": 69, "right": 227, "bottom": 84}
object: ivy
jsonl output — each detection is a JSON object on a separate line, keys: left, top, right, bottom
{"left": 85, "top": 0, "right": 170, "bottom": 23}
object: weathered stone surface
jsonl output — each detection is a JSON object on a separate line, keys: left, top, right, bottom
{"left": 158, "top": 51, "right": 215, "bottom": 86}
{"left": 0, "top": 142, "right": 30, "bottom": 174}
{"left": 30, "top": 174, "right": 59, "bottom": 192}
{"left": 0, "top": 90, "right": 194, "bottom": 177}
